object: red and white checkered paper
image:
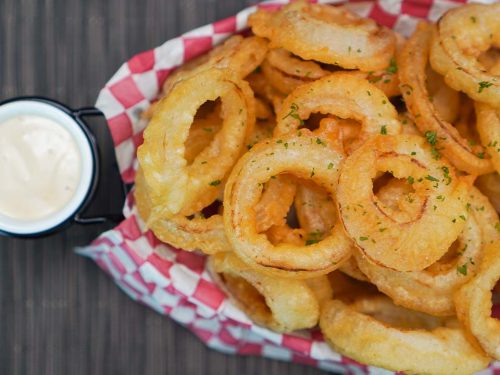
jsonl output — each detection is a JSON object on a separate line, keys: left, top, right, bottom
{"left": 77, "top": 1, "right": 500, "bottom": 373}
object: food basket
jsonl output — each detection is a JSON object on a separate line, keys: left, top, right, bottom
{"left": 77, "top": 0, "right": 500, "bottom": 373}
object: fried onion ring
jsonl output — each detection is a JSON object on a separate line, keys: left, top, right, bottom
{"left": 429, "top": 3, "right": 500, "bottom": 108}
{"left": 248, "top": 2, "right": 395, "bottom": 71}
{"left": 320, "top": 295, "right": 491, "bottom": 374}
{"left": 455, "top": 240, "right": 500, "bottom": 360}
{"left": 224, "top": 130, "right": 350, "bottom": 278}
{"left": 162, "top": 35, "right": 268, "bottom": 95}
{"left": 337, "top": 134, "right": 470, "bottom": 271}
{"left": 399, "top": 22, "right": 493, "bottom": 175}
{"left": 274, "top": 73, "right": 401, "bottom": 142}
{"left": 134, "top": 168, "right": 229, "bottom": 255}
{"left": 209, "top": 252, "right": 324, "bottom": 332}
{"left": 138, "top": 68, "right": 255, "bottom": 219}
{"left": 356, "top": 208, "right": 483, "bottom": 316}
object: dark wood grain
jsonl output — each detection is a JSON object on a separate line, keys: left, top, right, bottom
{"left": 0, "top": 1, "right": 328, "bottom": 374}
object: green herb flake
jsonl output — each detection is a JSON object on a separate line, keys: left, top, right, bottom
{"left": 478, "top": 81, "right": 493, "bottom": 93}
{"left": 380, "top": 125, "right": 387, "bottom": 135}
{"left": 407, "top": 176, "right": 415, "bottom": 185}
{"left": 426, "top": 175, "right": 439, "bottom": 182}
{"left": 327, "top": 162, "right": 334, "bottom": 170}
{"left": 470, "top": 16, "right": 477, "bottom": 23}
{"left": 209, "top": 180, "right": 221, "bottom": 187}
{"left": 283, "top": 102, "right": 304, "bottom": 126}
{"left": 316, "top": 138, "right": 327, "bottom": 146}
{"left": 457, "top": 264, "right": 468, "bottom": 276}
{"left": 386, "top": 58, "right": 398, "bottom": 75}
{"left": 359, "top": 236, "right": 369, "bottom": 241}
{"left": 425, "top": 131, "right": 438, "bottom": 146}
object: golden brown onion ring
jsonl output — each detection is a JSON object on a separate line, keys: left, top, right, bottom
{"left": 138, "top": 68, "right": 255, "bottom": 220}
{"left": 209, "top": 252, "right": 326, "bottom": 332}
{"left": 320, "top": 295, "right": 491, "bottom": 374}
{"left": 455, "top": 240, "right": 500, "bottom": 360}
{"left": 224, "top": 130, "right": 350, "bottom": 278}
{"left": 274, "top": 73, "right": 401, "bottom": 141}
{"left": 134, "top": 168, "right": 228, "bottom": 255}
{"left": 337, "top": 134, "right": 470, "bottom": 271}
{"left": 356, "top": 209, "right": 482, "bottom": 316}
{"left": 398, "top": 22, "right": 493, "bottom": 175}
{"left": 261, "top": 49, "right": 327, "bottom": 95}
{"left": 163, "top": 35, "right": 268, "bottom": 95}
{"left": 266, "top": 49, "right": 327, "bottom": 80}
{"left": 429, "top": 4, "right": 500, "bottom": 108}
{"left": 248, "top": 2, "right": 395, "bottom": 71}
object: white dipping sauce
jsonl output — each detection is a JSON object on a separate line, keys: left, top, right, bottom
{"left": 0, "top": 115, "right": 81, "bottom": 220}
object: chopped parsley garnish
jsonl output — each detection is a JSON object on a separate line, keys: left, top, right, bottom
{"left": 407, "top": 176, "right": 415, "bottom": 185}
{"left": 305, "top": 230, "right": 323, "bottom": 246}
{"left": 283, "top": 102, "right": 304, "bottom": 126}
{"left": 470, "top": 16, "right": 477, "bottom": 23}
{"left": 441, "top": 166, "right": 452, "bottom": 185}
{"left": 327, "top": 162, "right": 334, "bottom": 170}
{"left": 495, "top": 222, "right": 500, "bottom": 232}
{"left": 316, "top": 138, "right": 326, "bottom": 146}
{"left": 359, "top": 236, "right": 369, "bottom": 241}
{"left": 425, "top": 131, "right": 441, "bottom": 159}
{"left": 477, "top": 151, "right": 485, "bottom": 159}
{"left": 209, "top": 180, "right": 221, "bottom": 186}
{"left": 380, "top": 125, "right": 387, "bottom": 135}
{"left": 426, "top": 175, "right": 439, "bottom": 182}
{"left": 425, "top": 131, "right": 437, "bottom": 146}
{"left": 386, "top": 57, "right": 398, "bottom": 75}
{"left": 457, "top": 263, "right": 468, "bottom": 276}
{"left": 478, "top": 81, "right": 493, "bottom": 93}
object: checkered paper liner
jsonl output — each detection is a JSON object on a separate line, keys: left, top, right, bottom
{"left": 77, "top": 0, "right": 500, "bottom": 373}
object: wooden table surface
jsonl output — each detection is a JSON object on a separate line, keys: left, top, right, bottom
{"left": 0, "top": 1, "right": 327, "bottom": 374}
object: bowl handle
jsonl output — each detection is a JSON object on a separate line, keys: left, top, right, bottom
{"left": 72, "top": 107, "right": 127, "bottom": 225}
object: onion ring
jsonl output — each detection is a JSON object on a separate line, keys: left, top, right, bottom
{"left": 248, "top": 2, "right": 396, "bottom": 71}
{"left": 398, "top": 22, "right": 493, "bottom": 175}
{"left": 337, "top": 134, "right": 470, "bottom": 271}
{"left": 261, "top": 49, "right": 327, "bottom": 95}
{"left": 455, "top": 240, "right": 500, "bottom": 360}
{"left": 224, "top": 130, "right": 350, "bottom": 278}
{"left": 429, "top": 3, "right": 500, "bottom": 108}
{"left": 138, "top": 68, "right": 255, "bottom": 219}
{"left": 274, "top": 73, "right": 401, "bottom": 142}
{"left": 162, "top": 35, "right": 268, "bottom": 95}
{"left": 320, "top": 295, "right": 491, "bottom": 374}
{"left": 209, "top": 252, "right": 325, "bottom": 332}
{"left": 134, "top": 168, "right": 229, "bottom": 255}
{"left": 356, "top": 199, "right": 484, "bottom": 316}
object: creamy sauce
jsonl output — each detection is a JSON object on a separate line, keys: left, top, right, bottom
{"left": 0, "top": 115, "right": 81, "bottom": 220}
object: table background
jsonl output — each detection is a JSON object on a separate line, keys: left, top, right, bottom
{"left": 0, "top": 1, "right": 326, "bottom": 374}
